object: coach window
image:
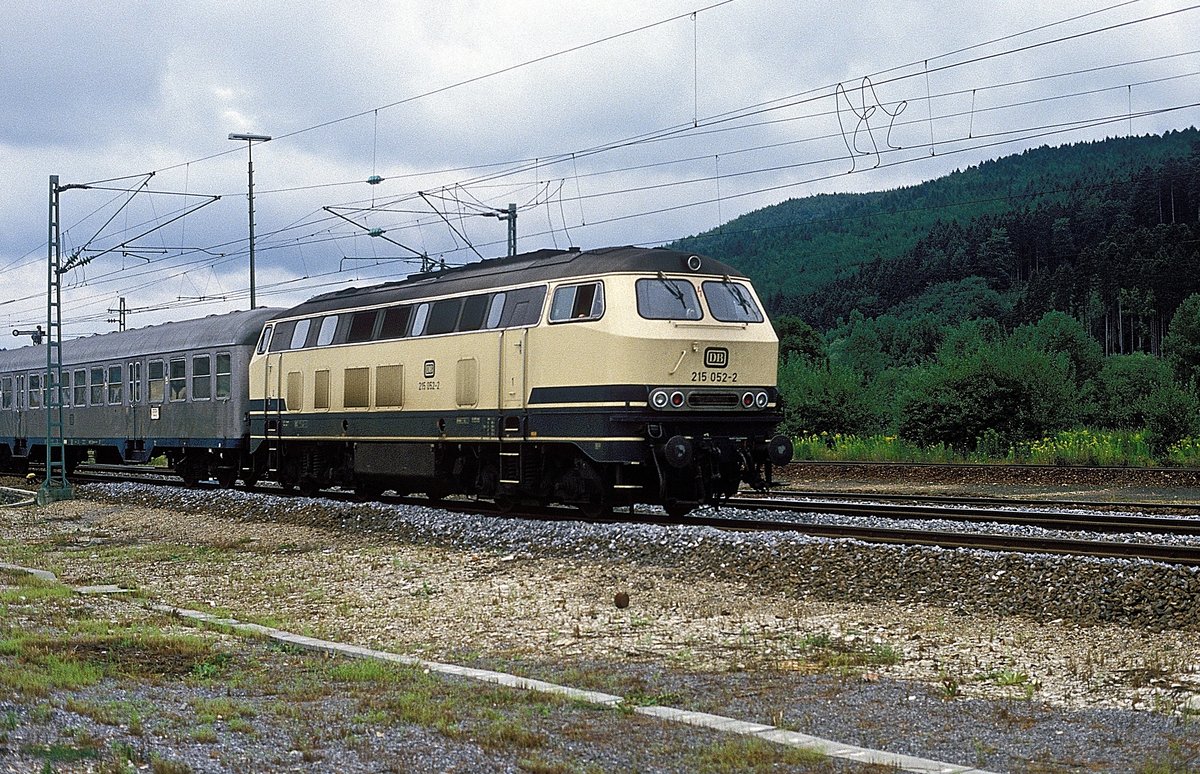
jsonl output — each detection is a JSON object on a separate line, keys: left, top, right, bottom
{"left": 427, "top": 298, "right": 462, "bottom": 336}
{"left": 216, "top": 354, "right": 232, "bottom": 399}
{"left": 316, "top": 316, "right": 338, "bottom": 347}
{"left": 90, "top": 367, "right": 104, "bottom": 406}
{"left": 148, "top": 360, "right": 165, "bottom": 403}
{"left": 15, "top": 376, "right": 24, "bottom": 410}
{"left": 410, "top": 303, "right": 430, "bottom": 337}
{"left": 1, "top": 377, "right": 11, "bottom": 410}
{"left": 549, "top": 282, "right": 604, "bottom": 323}
{"left": 256, "top": 325, "right": 273, "bottom": 354}
{"left": 192, "top": 355, "right": 212, "bottom": 400}
{"left": 28, "top": 374, "right": 42, "bottom": 409}
{"left": 58, "top": 371, "right": 70, "bottom": 407}
{"left": 128, "top": 362, "right": 142, "bottom": 405}
{"left": 702, "top": 280, "right": 764, "bottom": 323}
{"left": 73, "top": 369, "right": 87, "bottom": 406}
{"left": 169, "top": 358, "right": 187, "bottom": 401}
{"left": 107, "top": 365, "right": 123, "bottom": 405}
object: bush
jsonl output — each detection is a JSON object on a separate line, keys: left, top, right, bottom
{"left": 778, "top": 358, "right": 878, "bottom": 436}
{"left": 1142, "top": 384, "right": 1199, "bottom": 456}
{"left": 897, "top": 344, "right": 1075, "bottom": 451}
{"left": 1081, "top": 354, "right": 1176, "bottom": 429}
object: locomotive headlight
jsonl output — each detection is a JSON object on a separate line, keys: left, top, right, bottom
{"left": 651, "top": 389, "right": 670, "bottom": 410}
{"left": 741, "top": 391, "right": 755, "bottom": 408}
{"left": 755, "top": 391, "right": 769, "bottom": 409}
{"left": 670, "top": 391, "right": 685, "bottom": 408}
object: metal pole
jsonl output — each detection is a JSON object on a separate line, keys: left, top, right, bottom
{"left": 39, "top": 175, "right": 72, "bottom": 505}
{"left": 247, "top": 144, "right": 256, "bottom": 309}
{"left": 229, "top": 133, "right": 270, "bottom": 309}
{"left": 507, "top": 202, "right": 517, "bottom": 257}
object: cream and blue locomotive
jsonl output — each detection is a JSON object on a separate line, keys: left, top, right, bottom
{"left": 247, "top": 245, "right": 792, "bottom": 514}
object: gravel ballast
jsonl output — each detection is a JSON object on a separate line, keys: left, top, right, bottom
{"left": 1, "top": 479, "right": 1199, "bottom": 771}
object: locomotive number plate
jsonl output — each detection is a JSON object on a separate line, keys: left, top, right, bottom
{"left": 690, "top": 371, "right": 739, "bottom": 383}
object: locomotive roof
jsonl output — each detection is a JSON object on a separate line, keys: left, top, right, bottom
{"left": 0, "top": 308, "right": 280, "bottom": 372}
{"left": 277, "top": 245, "right": 748, "bottom": 318}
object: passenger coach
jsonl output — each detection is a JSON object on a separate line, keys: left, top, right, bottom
{"left": 0, "top": 308, "right": 278, "bottom": 484}
{"left": 248, "top": 245, "right": 792, "bottom": 514}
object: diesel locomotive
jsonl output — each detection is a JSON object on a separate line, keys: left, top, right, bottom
{"left": 1, "top": 246, "right": 793, "bottom": 514}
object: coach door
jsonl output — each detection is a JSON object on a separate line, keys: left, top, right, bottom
{"left": 14, "top": 375, "right": 26, "bottom": 442}
{"left": 125, "top": 361, "right": 144, "bottom": 460}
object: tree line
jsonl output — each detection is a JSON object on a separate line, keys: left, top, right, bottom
{"left": 671, "top": 129, "right": 1200, "bottom": 455}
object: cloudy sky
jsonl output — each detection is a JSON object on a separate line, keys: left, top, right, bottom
{"left": 2, "top": 0, "right": 1197, "bottom": 338}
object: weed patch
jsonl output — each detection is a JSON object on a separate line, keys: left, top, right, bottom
{"left": 689, "top": 736, "right": 827, "bottom": 772}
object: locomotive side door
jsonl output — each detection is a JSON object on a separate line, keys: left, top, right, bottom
{"left": 497, "top": 327, "right": 528, "bottom": 488}
{"left": 499, "top": 327, "right": 527, "bottom": 413}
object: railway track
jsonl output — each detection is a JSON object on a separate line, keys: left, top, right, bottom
{"left": 44, "top": 465, "right": 1200, "bottom": 567}
{"left": 727, "top": 494, "right": 1200, "bottom": 534}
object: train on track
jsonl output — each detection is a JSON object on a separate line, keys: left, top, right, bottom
{"left": 0, "top": 245, "right": 792, "bottom": 515}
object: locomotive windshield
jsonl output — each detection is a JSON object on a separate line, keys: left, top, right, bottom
{"left": 702, "top": 280, "right": 764, "bottom": 323}
{"left": 636, "top": 278, "right": 702, "bottom": 320}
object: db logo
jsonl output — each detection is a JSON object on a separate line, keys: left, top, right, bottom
{"left": 704, "top": 347, "right": 728, "bottom": 368}
{"left": 424, "top": 360, "right": 436, "bottom": 378}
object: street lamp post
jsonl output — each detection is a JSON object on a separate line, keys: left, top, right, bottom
{"left": 228, "top": 132, "right": 271, "bottom": 309}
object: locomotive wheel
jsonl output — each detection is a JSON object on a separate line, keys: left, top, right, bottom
{"left": 355, "top": 480, "right": 384, "bottom": 500}
{"left": 298, "top": 477, "right": 321, "bottom": 497}
{"left": 215, "top": 468, "right": 238, "bottom": 489}
{"left": 577, "top": 501, "right": 613, "bottom": 519}
{"left": 664, "top": 500, "right": 695, "bottom": 519}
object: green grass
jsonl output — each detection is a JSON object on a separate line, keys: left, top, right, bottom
{"left": 791, "top": 428, "right": 1200, "bottom": 467}
{"left": 0, "top": 588, "right": 231, "bottom": 699}
{"left": 785, "top": 631, "right": 902, "bottom": 674}
{"left": 689, "top": 737, "right": 827, "bottom": 772}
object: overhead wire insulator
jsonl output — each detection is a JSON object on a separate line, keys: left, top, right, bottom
{"left": 366, "top": 175, "right": 383, "bottom": 185}
{"left": 367, "top": 228, "right": 385, "bottom": 237}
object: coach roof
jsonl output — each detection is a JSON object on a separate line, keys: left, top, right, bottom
{"left": 275, "top": 245, "right": 746, "bottom": 319}
{"left": 0, "top": 308, "right": 279, "bottom": 372}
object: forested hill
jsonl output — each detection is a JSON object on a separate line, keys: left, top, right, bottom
{"left": 672, "top": 129, "right": 1200, "bottom": 339}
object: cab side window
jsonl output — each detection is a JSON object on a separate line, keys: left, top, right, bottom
{"left": 549, "top": 282, "right": 604, "bottom": 323}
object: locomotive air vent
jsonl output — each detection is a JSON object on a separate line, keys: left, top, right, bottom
{"left": 686, "top": 391, "right": 739, "bottom": 408}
